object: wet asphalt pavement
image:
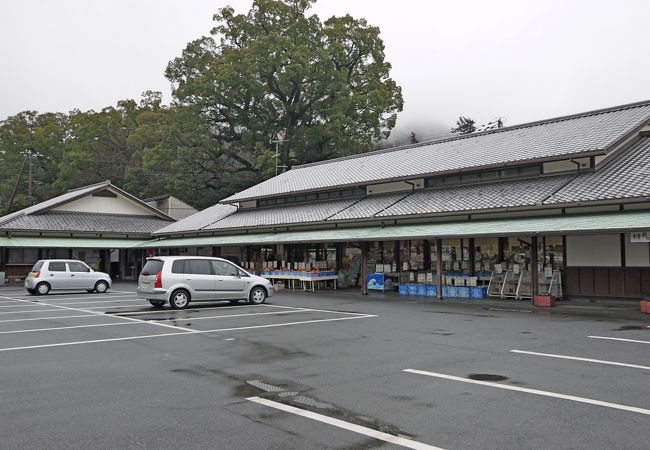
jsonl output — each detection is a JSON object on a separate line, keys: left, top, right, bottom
{"left": 0, "top": 283, "right": 649, "bottom": 450}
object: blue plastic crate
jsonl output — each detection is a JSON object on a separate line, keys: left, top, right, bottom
{"left": 457, "top": 286, "right": 471, "bottom": 298}
{"left": 425, "top": 284, "right": 437, "bottom": 297}
{"left": 407, "top": 284, "right": 418, "bottom": 296}
{"left": 416, "top": 284, "right": 426, "bottom": 296}
{"left": 470, "top": 286, "right": 488, "bottom": 299}
{"left": 447, "top": 286, "right": 459, "bottom": 298}
{"left": 399, "top": 284, "right": 408, "bottom": 295}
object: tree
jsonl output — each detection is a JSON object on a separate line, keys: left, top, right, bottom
{"left": 0, "top": 111, "right": 68, "bottom": 214}
{"left": 451, "top": 116, "right": 476, "bottom": 135}
{"left": 165, "top": 0, "right": 403, "bottom": 180}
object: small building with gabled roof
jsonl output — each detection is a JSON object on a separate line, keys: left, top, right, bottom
{"left": 0, "top": 180, "right": 174, "bottom": 282}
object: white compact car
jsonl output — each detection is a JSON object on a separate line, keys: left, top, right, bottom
{"left": 25, "top": 259, "right": 112, "bottom": 295}
{"left": 137, "top": 256, "right": 274, "bottom": 309}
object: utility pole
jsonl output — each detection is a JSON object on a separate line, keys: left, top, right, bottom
{"left": 6, "top": 152, "right": 28, "bottom": 213}
{"left": 271, "top": 139, "right": 288, "bottom": 176}
{"left": 28, "top": 149, "right": 34, "bottom": 205}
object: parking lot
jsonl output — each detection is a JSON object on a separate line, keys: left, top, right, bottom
{"left": 1, "top": 284, "right": 649, "bottom": 449}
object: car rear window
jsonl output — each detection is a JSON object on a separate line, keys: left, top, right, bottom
{"left": 31, "top": 261, "right": 44, "bottom": 272}
{"left": 141, "top": 259, "right": 164, "bottom": 276}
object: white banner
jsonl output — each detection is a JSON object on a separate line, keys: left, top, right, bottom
{"left": 631, "top": 231, "right": 650, "bottom": 243}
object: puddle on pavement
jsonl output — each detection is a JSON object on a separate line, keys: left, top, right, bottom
{"left": 468, "top": 374, "right": 508, "bottom": 381}
{"left": 615, "top": 325, "right": 650, "bottom": 331}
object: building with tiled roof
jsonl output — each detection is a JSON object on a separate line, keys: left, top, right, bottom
{"left": 149, "top": 100, "right": 650, "bottom": 300}
{"left": 0, "top": 181, "right": 174, "bottom": 282}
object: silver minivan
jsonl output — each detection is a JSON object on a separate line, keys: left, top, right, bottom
{"left": 25, "top": 259, "right": 112, "bottom": 295}
{"left": 136, "top": 256, "right": 274, "bottom": 309}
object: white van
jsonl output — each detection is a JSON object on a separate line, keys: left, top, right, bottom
{"left": 136, "top": 256, "right": 274, "bottom": 309}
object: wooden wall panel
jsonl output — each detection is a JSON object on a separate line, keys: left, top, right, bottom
{"left": 593, "top": 268, "right": 610, "bottom": 296}
{"left": 578, "top": 268, "right": 594, "bottom": 296}
{"left": 624, "top": 268, "right": 641, "bottom": 297}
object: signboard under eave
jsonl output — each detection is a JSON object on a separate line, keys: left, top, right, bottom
{"left": 631, "top": 231, "right": 650, "bottom": 242}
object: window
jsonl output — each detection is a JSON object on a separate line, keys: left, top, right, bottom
{"left": 188, "top": 259, "right": 213, "bottom": 275}
{"left": 48, "top": 262, "right": 67, "bottom": 272}
{"left": 31, "top": 261, "right": 44, "bottom": 272}
{"left": 212, "top": 261, "right": 240, "bottom": 277}
{"left": 173, "top": 259, "right": 214, "bottom": 275}
{"left": 142, "top": 259, "right": 164, "bottom": 275}
{"left": 171, "top": 260, "right": 186, "bottom": 274}
{"left": 68, "top": 262, "right": 90, "bottom": 273}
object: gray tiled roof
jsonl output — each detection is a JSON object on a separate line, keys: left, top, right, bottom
{"left": 0, "top": 181, "right": 111, "bottom": 226}
{"left": 0, "top": 211, "right": 171, "bottom": 234}
{"left": 223, "top": 101, "right": 650, "bottom": 202}
{"left": 205, "top": 199, "right": 357, "bottom": 230}
{"left": 546, "top": 136, "right": 650, "bottom": 204}
{"left": 153, "top": 203, "right": 238, "bottom": 234}
{"left": 379, "top": 175, "right": 575, "bottom": 217}
{"left": 328, "top": 192, "right": 407, "bottom": 221}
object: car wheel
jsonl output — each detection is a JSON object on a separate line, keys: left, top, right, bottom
{"left": 149, "top": 300, "right": 165, "bottom": 308}
{"left": 249, "top": 286, "right": 267, "bottom": 305}
{"left": 36, "top": 282, "right": 50, "bottom": 295}
{"left": 94, "top": 280, "right": 109, "bottom": 293}
{"left": 169, "top": 289, "right": 190, "bottom": 310}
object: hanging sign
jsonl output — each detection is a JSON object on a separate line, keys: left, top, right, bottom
{"left": 630, "top": 231, "right": 650, "bottom": 243}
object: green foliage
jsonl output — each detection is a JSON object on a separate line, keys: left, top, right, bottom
{"left": 451, "top": 116, "right": 476, "bottom": 135}
{"left": 166, "top": 0, "right": 403, "bottom": 172}
{"left": 0, "top": 0, "right": 403, "bottom": 214}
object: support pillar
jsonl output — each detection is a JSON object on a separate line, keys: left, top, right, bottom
{"left": 423, "top": 240, "right": 431, "bottom": 271}
{"left": 361, "top": 242, "right": 369, "bottom": 295}
{"left": 531, "top": 235, "right": 539, "bottom": 302}
{"left": 436, "top": 238, "right": 443, "bottom": 300}
{"left": 469, "top": 238, "right": 476, "bottom": 276}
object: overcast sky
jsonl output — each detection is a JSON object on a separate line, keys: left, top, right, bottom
{"left": 2, "top": 0, "right": 650, "bottom": 140}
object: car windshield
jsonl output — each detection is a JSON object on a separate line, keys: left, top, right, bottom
{"left": 141, "top": 259, "right": 164, "bottom": 276}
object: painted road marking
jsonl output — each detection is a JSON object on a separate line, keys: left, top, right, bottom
{"left": 247, "top": 396, "right": 442, "bottom": 450}
{"left": 0, "top": 303, "right": 300, "bottom": 323}
{"left": 0, "top": 313, "right": 103, "bottom": 324}
{"left": 511, "top": 349, "right": 650, "bottom": 371}
{"left": 589, "top": 336, "right": 650, "bottom": 345}
{"left": 0, "top": 309, "right": 313, "bottom": 333}
{"left": 0, "top": 294, "right": 195, "bottom": 333}
{"left": 0, "top": 322, "right": 142, "bottom": 334}
{"left": 0, "top": 314, "right": 376, "bottom": 352}
{"left": 404, "top": 369, "right": 650, "bottom": 416}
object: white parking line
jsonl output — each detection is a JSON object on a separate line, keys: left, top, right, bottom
{"left": 0, "top": 314, "right": 376, "bottom": 352}
{"left": 247, "top": 397, "right": 442, "bottom": 450}
{"left": 589, "top": 336, "right": 650, "bottom": 345}
{"left": 404, "top": 369, "right": 650, "bottom": 416}
{"left": 34, "top": 294, "right": 136, "bottom": 301}
{"left": 0, "top": 309, "right": 313, "bottom": 333}
{"left": 0, "top": 294, "right": 195, "bottom": 333}
{"left": 0, "top": 304, "right": 292, "bottom": 323}
{"left": 511, "top": 349, "right": 650, "bottom": 371}
{"left": 0, "top": 313, "right": 102, "bottom": 324}
{"left": 0, "top": 322, "right": 141, "bottom": 334}
{"left": 0, "top": 303, "right": 43, "bottom": 309}
{"left": 263, "top": 303, "right": 371, "bottom": 316}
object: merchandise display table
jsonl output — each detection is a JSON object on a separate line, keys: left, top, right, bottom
{"left": 261, "top": 272, "right": 338, "bottom": 291}
{"left": 299, "top": 275, "right": 338, "bottom": 292}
